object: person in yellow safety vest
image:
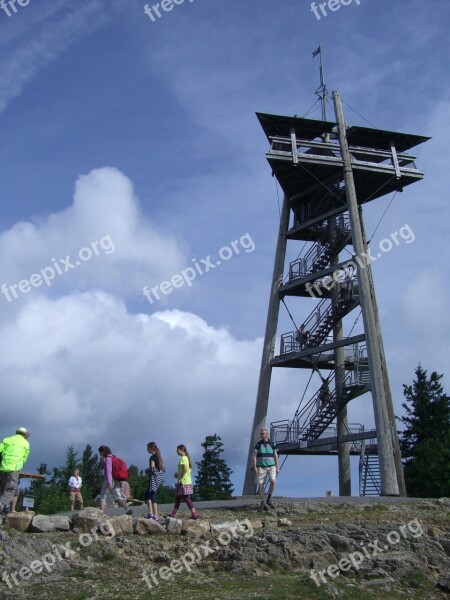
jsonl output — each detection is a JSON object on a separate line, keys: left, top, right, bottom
{"left": 0, "top": 427, "right": 30, "bottom": 515}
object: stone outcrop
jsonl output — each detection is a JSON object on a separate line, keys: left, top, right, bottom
{"left": 1, "top": 500, "right": 450, "bottom": 599}
{"left": 29, "top": 515, "right": 71, "bottom": 533}
{"left": 108, "top": 515, "right": 133, "bottom": 536}
{"left": 5, "top": 511, "right": 35, "bottom": 532}
{"left": 165, "top": 516, "right": 183, "bottom": 534}
{"left": 180, "top": 519, "right": 210, "bottom": 538}
{"left": 135, "top": 518, "right": 166, "bottom": 536}
{"left": 71, "top": 507, "right": 109, "bottom": 533}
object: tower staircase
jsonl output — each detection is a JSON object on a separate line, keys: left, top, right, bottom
{"left": 359, "top": 442, "right": 381, "bottom": 496}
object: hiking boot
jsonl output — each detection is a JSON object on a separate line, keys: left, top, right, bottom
{"left": 266, "top": 499, "right": 275, "bottom": 509}
{"left": 145, "top": 513, "right": 153, "bottom": 519}
{"left": 190, "top": 513, "right": 198, "bottom": 520}
{"left": 1, "top": 506, "right": 9, "bottom": 516}
{"left": 257, "top": 503, "right": 269, "bottom": 512}
{"left": 150, "top": 515, "right": 159, "bottom": 522}
{"left": 125, "top": 509, "right": 133, "bottom": 516}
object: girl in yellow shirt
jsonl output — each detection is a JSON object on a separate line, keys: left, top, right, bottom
{"left": 168, "top": 445, "right": 198, "bottom": 520}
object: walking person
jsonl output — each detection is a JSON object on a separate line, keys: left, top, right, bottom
{"left": 97, "top": 446, "right": 132, "bottom": 515}
{"left": 0, "top": 427, "right": 30, "bottom": 515}
{"left": 295, "top": 324, "right": 309, "bottom": 349}
{"left": 252, "top": 428, "right": 280, "bottom": 511}
{"left": 68, "top": 468, "right": 84, "bottom": 511}
{"left": 316, "top": 369, "right": 331, "bottom": 412}
{"left": 145, "top": 442, "right": 165, "bottom": 521}
{"left": 168, "top": 445, "right": 198, "bottom": 520}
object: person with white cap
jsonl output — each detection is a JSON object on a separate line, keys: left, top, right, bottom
{"left": 0, "top": 427, "right": 30, "bottom": 515}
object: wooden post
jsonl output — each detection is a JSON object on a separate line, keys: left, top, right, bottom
{"left": 359, "top": 208, "right": 407, "bottom": 496}
{"left": 242, "top": 195, "right": 290, "bottom": 495}
{"left": 333, "top": 90, "right": 399, "bottom": 496}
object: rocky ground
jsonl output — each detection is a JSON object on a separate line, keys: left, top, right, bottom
{"left": 1, "top": 497, "right": 450, "bottom": 599}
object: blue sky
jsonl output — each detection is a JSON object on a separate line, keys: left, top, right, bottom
{"left": 0, "top": 0, "right": 449, "bottom": 498}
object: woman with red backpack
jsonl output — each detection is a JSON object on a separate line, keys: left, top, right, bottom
{"left": 98, "top": 445, "right": 133, "bottom": 515}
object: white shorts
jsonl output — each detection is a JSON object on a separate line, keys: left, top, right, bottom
{"left": 99, "top": 480, "right": 123, "bottom": 502}
{"left": 256, "top": 466, "right": 277, "bottom": 486}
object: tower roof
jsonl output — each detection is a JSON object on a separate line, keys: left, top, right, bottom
{"left": 346, "top": 126, "right": 430, "bottom": 153}
{"left": 257, "top": 112, "right": 430, "bottom": 152}
{"left": 256, "top": 112, "right": 336, "bottom": 141}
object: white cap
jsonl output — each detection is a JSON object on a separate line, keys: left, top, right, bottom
{"left": 16, "top": 427, "right": 30, "bottom": 439}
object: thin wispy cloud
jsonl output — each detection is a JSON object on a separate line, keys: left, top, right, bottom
{"left": 0, "top": 0, "right": 122, "bottom": 114}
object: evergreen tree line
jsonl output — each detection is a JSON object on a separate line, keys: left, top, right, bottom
{"left": 20, "top": 434, "right": 234, "bottom": 514}
{"left": 20, "top": 362, "right": 447, "bottom": 514}
{"left": 399, "top": 364, "right": 450, "bottom": 498}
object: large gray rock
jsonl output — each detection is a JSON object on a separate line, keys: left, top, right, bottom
{"left": 181, "top": 520, "right": 210, "bottom": 538}
{"left": 248, "top": 520, "right": 263, "bottom": 530}
{"left": 436, "top": 576, "right": 450, "bottom": 592}
{"left": 210, "top": 521, "right": 243, "bottom": 535}
{"left": 135, "top": 518, "right": 166, "bottom": 535}
{"left": 165, "top": 516, "right": 183, "bottom": 534}
{"left": 72, "top": 507, "right": 109, "bottom": 533}
{"left": 109, "top": 515, "right": 133, "bottom": 536}
{"left": 326, "top": 533, "right": 353, "bottom": 552}
{"left": 262, "top": 518, "right": 277, "bottom": 529}
{"left": 5, "top": 511, "right": 35, "bottom": 532}
{"left": 30, "top": 514, "right": 71, "bottom": 533}
{"left": 437, "top": 537, "right": 450, "bottom": 555}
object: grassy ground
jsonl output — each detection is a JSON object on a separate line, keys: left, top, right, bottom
{"left": 27, "top": 569, "right": 436, "bottom": 600}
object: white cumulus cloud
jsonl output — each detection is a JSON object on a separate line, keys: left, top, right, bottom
{"left": 0, "top": 167, "right": 185, "bottom": 312}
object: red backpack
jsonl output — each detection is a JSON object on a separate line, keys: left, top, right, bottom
{"left": 111, "top": 455, "right": 128, "bottom": 481}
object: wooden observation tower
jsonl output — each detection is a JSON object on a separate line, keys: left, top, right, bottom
{"left": 243, "top": 88, "right": 429, "bottom": 497}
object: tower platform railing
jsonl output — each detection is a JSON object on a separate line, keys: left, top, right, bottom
{"left": 289, "top": 214, "right": 351, "bottom": 282}
{"left": 271, "top": 354, "right": 370, "bottom": 444}
{"left": 280, "top": 286, "right": 360, "bottom": 355}
{"left": 270, "top": 420, "right": 368, "bottom": 450}
{"left": 267, "top": 135, "right": 422, "bottom": 175}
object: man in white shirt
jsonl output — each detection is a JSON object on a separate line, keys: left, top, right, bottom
{"left": 68, "top": 469, "right": 84, "bottom": 511}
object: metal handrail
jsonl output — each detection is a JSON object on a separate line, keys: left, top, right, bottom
{"left": 289, "top": 216, "right": 351, "bottom": 282}
{"left": 280, "top": 286, "right": 359, "bottom": 355}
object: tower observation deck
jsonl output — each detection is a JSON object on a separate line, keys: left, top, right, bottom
{"left": 243, "top": 92, "right": 429, "bottom": 497}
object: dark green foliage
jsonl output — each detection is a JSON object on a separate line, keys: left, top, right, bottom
{"left": 127, "top": 464, "right": 147, "bottom": 500}
{"left": 127, "top": 464, "right": 175, "bottom": 503}
{"left": 24, "top": 464, "right": 68, "bottom": 514}
{"left": 50, "top": 444, "right": 78, "bottom": 488}
{"left": 22, "top": 445, "right": 103, "bottom": 514}
{"left": 195, "top": 434, "right": 234, "bottom": 501}
{"left": 157, "top": 484, "right": 175, "bottom": 504}
{"left": 399, "top": 365, "right": 450, "bottom": 498}
{"left": 79, "top": 444, "right": 103, "bottom": 504}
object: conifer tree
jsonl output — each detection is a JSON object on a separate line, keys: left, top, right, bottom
{"left": 79, "top": 444, "right": 103, "bottom": 504}
{"left": 195, "top": 434, "right": 234, "bottom": 500}
{"left": 399, "top": 365, "right": 450, "bottom": 497}
{"left": 51, "top": 444, "right": 78, "bottom": 490}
